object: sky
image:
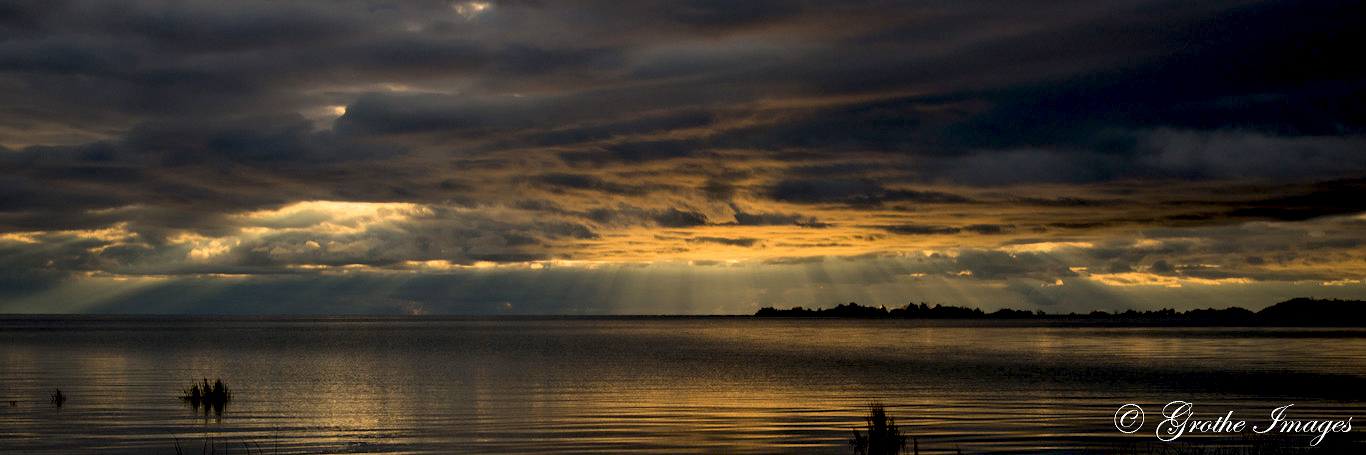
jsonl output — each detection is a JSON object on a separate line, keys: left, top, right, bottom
{"left": 1, "top": 0, "right": 1364, "bottom": 314}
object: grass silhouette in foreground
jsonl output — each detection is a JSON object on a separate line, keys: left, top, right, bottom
{"left": 851, "top": 403, "right": 909, "bottom": 455}
{"left": 180, "top": 378, "right": 230, "bottom": 414}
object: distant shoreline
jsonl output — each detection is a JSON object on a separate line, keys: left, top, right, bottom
{"left": 1, "top": 298, "right": 1364, "bottom": 325}
{"left": 754, "top": 297, "right": 1366, "bottom": 326}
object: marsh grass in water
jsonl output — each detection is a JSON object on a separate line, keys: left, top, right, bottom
{"left": 851, "top": 403, "right": 910, "bottom": 455}
{"left": 180, "top": 378, "right": 231, "bottom": 414}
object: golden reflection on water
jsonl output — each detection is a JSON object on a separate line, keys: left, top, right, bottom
{"left": 2, "top": 318, "right": 1366, "bottom": 454}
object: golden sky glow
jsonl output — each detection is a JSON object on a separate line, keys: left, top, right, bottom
{"left": 1, "top": 0, "right": 1364, "bottom": 313}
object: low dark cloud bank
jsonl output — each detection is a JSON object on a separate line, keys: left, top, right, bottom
{"left": 1, "top": 0, "right": 1363, "bottom": 312}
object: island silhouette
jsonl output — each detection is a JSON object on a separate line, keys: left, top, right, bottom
{"left": 755, "top": 297, "right": 1366, "bottom": 326}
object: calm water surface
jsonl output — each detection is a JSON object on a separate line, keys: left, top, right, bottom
{"left": 2, "top": 317, "right": 1364, "bottom": 454}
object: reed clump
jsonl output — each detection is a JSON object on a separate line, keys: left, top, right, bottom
{"left": 179, "top": 378, "right": 230, "bottom": 413}
{"left": 851, "top": 403, "right": 909, "bottom": 455}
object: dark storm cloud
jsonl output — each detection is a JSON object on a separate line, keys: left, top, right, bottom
{"left": 687, "top": 236, "right": 760, "bottom": 248}
{"left": 768, "top": 179, "right": 974, "bottom": 207}
{"left": 1012, "top": 196, "right": 1119, "bottom": 208}
{"left": 2, "top": 0, "right": 1365, "bottom": 314}
{"left": 580, "top": 206, "right": 710, "bottom": 228}
{"left": 724, "top": 203, "right": 829, "bottom": 227}
{"left": 729, "top": 212, "right": 827, "bottom": 228}
{"left": 873, "top": 223, "right": 1013, "bottom": 236}
{"left": 762, "top": 256, "right": 825, "bottom": 265}
{"left": 878, "top": 224, "right": 961, "bottom": 236}
{"left": 525, "top": 173, "right": 654, "bottom": 196}
{"left": 679, "top": 0, "right": 1366, "bottom": 184}
{"left": 1224, "top": 179, "right": 1366, "bottom": 221}
{"left": 948, "top": 1, "right": 1362, "bottom": 137}
{"left": 0, "top": 1, "right": 626, "bottom": 146}
{"left": 1131, "top": 179, "right": 1366, "bottom": 224}
{"left": 0, "top": 173, "right": 129, "bottom": 214}
{"left": 4, "top": 115, "right": 401, "bottom": 179}
{"left": 520, "top": 110, "right": 715, "bottom": 148}
{"left": 1046, "top": 222, "right": 1114, "bottom": 230}
{"left": 0, "top": 115, "right": 411, "bottom": 235}
{"left": 963, "top": 224, "right": 1011, "bottom": 235}
{"left": 124, "top": 116, "right": 402, "bottom": 164}
{"left": 949, "top": 250, "right": 1079, "bottom": 282}
{"left": 651, "top": 208, "right": 709, "bottom": 228}
{"left": 7, "top": 0, "right": 1363, "bottom": 179}
{"left": 336, "top": 92, "right": 545, "bottom": 137}
{"left": 0, "top": 233, "right": 108, "bottom": 289}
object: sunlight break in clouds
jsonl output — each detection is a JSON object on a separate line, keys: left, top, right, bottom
{"left": 0, "top": 0, "right": 1363, "bottom": 313}
{"left": 453, "top": 1, "right": 490, "bottom": 19}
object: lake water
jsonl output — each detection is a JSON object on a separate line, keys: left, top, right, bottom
{"left": 2, "top": 316, "right": 1364, "bottom": 454}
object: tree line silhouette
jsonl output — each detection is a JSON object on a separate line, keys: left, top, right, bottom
{"left": 755, "top": 298, "right": 1366, "bottom": 325}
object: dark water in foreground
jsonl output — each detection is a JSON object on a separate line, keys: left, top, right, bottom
{"left": 1, "top": 316, "right": 1364, "bottom": 454}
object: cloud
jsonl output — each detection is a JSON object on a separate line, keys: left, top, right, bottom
{"left": 651, "top": 208, "right": 709, "bottom": 228}
{"left": 878, "top": 224, "right": 961, "bottom": 236}
{"left": 2, "top": 0, "right": 1365, "bottom": 313}
{"left": 525, "top": 173, "right": 654, "bottom": 196}
{"left": 768, "top": 179, "right": 974, "bottom": 206}
{"left": 947, "top": 250, "right": 1078, "bottom": 282}
{"left": 963, "top": 224, "right": 1011, "bottom": 235}
{"left": 725, "top": 204, "right": 828, "bottom": 227}
{"left": 687, "top": 236, "right": 760, "bottom": 247}
{"left": 1224, "top": 179, "right": 1366, "bottom": 221}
